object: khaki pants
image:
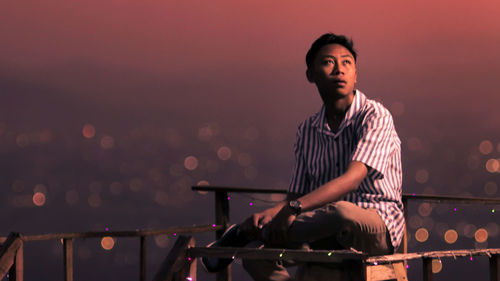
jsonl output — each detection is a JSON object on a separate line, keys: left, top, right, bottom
{"left": 242, "top": 201, "right": 393, "bottom": 281}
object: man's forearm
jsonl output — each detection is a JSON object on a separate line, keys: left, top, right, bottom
{"left": 297, "top": 161, "right": 368, "bottom": 211}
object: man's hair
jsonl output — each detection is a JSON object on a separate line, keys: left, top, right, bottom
{"left": 305, "top": 33, "right": 357, "bottom": 69}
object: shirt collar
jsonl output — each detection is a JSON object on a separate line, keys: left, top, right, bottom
{"left": 312, "top": 90, "right": 367, "bottom": 133}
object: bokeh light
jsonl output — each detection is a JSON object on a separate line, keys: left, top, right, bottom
{"left": 407, "top": 137, "right": 423, "bottom": 151}
{"left": 485, "top": 159, "right": 499, "bottom": 173}
{"left": 432, "top": 259, "right": 442, "bottom": 274}
{"left": 217, "top": 146, "right": 232, "bottom": 160}
{"left": 101, "top": 237, "right": 115, "bottom": 250}
{"left": 467, "top": 154, "right": 481, "bottom": 170}
{"left": 154, "top": 234, "right": 170, "bottom": 248}
{"left": 196, "top": 180, "right": 209, "bottom": 187}
{"left": 485, "top": 223, "right": 499, "bottom": 237}
{"left": 244, "top": 166, "right": 258, "bottom": 179}
{"left": 198, "top": 125, "right": 215, "bottom": 141}
{"left": 408, "top": 215, "right": 423, "bottom": 229}
{"left": 478, "top": 140, "right": 493, "bottom": 155}
{"left": 12, "top": 180, "right": 24, "bottom": 192}
{"left": 88, "top": 193, "right": 102, "bottom": 208}
{"left": 110, "top": 182, "right": 124, "bottom": 195}
{"left": 34, "top": 184, "right": 48, "bottom": 194}
{"left": 237, "top": 153, "right": 253, "bottom": 167}
{"left": 100, "top": 135, "right": 115, "bottom": 149}
{"left": 474, "top": 228, "right": 488, "bottom": 243}
{"left": 444, "top": 229, "right": 458, "bottom": 244}
{"left": 129, "top": 178, "right": 144, "bottom": 192}
{"left": 415, "top": 228, "right": 429, "bottom": 243}
{"left": 484, "top": 181, "right": 498, "bottom": 195}
{"left": 184, "top": 156, "right": 199, "bottom": 171}
{"left": 16, "top": 134, "right": 30, "bottom": 148}
{"left": 32, "top": 192, "right": 46, "bottom": 207}
{"left": 418, "top": 203, "right": 432, "bottom": 217}
{"left": 82, "top": 124, "right": 96, "bottom": 139}
{"left": 415, "top": 169, "right": 429, "bottom": 184}
{"left": 39, "top": 129, "right": 53, "bottom": 144}
{"left": 65, "top": 190, "right": 79, "bottom": 206}
{"left": 154, "top": 191, "right": 169, "bottom": 206}
{"left": 463, "top": 224, "right": 477, "bottom": 238}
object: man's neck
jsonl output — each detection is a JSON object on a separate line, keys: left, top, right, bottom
{"left": 323, "top": 91, "right": 355, "bottom": 132}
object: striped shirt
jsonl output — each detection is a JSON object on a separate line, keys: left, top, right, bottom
{"left": 289, "top": 90, "right": 404, "bottom": 249}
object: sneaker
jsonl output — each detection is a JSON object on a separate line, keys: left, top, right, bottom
{"left": 201, "top": 224, "right": 250, "bottom": 272}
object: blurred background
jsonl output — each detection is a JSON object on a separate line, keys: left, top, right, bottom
{"left": 1, "top": 0, "right": 499, "bottom": 280}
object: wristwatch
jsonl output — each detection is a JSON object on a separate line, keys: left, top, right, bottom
{"left": 288, "top": 200, "right": 302, "bottom": 215}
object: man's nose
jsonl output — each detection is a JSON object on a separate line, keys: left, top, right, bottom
{"left": 331, "top": 63, "right": 343, "bottom": 75}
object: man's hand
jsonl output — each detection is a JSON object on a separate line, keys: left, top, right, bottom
{"left": 240, "top": 207, "right": 279, "bottom": 240}
{"left": 266, "top": 205, "right": 296, "bottom": 247}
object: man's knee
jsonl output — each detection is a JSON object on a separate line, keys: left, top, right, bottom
{"left": 327, "top": 201, "right": 360, "bottom": 223}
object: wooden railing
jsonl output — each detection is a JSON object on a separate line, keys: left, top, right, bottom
{"left": 191, "top": 185, "right": 500, "bottom": 281}
{"left": 0, "top": 225, "right": 222, "bottom": 281}
{"left": 1, "top": 186, "right": 499, "bottom": 281}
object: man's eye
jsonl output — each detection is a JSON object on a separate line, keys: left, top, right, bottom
{"left": 324, "top": 60, "right": 334, "bottom": 65}
{"left": 343, "top": 60, "right": 352, "bottom": 65}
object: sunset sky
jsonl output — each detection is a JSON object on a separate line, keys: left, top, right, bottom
{"left": 1, "top": 1, "right": 500, "bottom": 280}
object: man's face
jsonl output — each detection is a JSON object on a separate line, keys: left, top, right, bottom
{"left": 307, "top": 43, "right": 357, "bottom": 99}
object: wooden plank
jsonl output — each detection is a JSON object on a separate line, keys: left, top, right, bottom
{"left": 152, "top": 235, "right": 196, "bottom": 281}
{"left": 367, "top": 248, "right": 500, "bottom": 264}
{"left": 192, "top": 186, "right": 500, "bottom": 204}
{"left": 63, "top": 239, "right": 73, "bottom": 281}
{"left": 491, "top": 254, "right": 499, "bottom": 281}
{"left": 214, "top": 191, "right": 230, "bottom": 281}
{"left": 0, "top": 233, "right": 22, "bottom": 279}
{"left": 188, "top": 247, "right": 366, "bottom": 263}
{"left": 402, "top": 194, "right": 500, "bottom": 204}
{"left": 140, "top": 236, "right": 146, "bottom": 281}
{"left": 18, "top": 224, "right": 222, "bottom": 242}
{"left": 422, "top": 258, "right": 433, "bottom": 281}
{"left": 393, "top": 262, "right": 408, "bottom": 281}
{"left": 192, "top": 186, "right": 287, "bottom": 194}
{"left": 366, "top": 264, "right": 397, "bottom": 280}
{"left": 9, "top": 242, "right": 24, "bottom": 281}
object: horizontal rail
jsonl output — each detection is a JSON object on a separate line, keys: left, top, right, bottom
{"left": 188, "top": 247, "right": 366, "bottom": 263}
{"left": 187, "top": 246, "right": 500, "bottom": 265}
{"left": 1, "top": 224, "right": 223, "bottom": 242}
{"left": 192, "top": 186, "right": 500, "bottom": 204}
{"left": 366, "top": 248, "right": 500, "bottom": 265}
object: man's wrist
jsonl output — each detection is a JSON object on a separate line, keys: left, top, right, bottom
{"left": 287, "top": 200, "right": 302, "bottom": 215}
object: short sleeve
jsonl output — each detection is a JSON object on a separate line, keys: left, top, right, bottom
{"left": 351, "top": 107, "right": 397, "bottom": 179}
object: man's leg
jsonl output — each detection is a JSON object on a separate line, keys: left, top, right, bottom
{"left": 243, "top": 201, "right": 392, "bottom": 281}
{"left": 288, "top": 201, "right": 393, "bottom": 255}
{"left": 241, "top": 242, "right": 294, "bottom": 281}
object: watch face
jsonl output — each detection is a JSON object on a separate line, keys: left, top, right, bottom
{"left": 289, "top": 200, "right": 302, "bottom": 214}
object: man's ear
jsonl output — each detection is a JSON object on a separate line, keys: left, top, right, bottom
{"left": 306, "top": 68, "right": 314, "bottom": 83}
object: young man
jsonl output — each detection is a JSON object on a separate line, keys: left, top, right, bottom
{"left": 203, "top": 33, "right": 404, "bottom": 281}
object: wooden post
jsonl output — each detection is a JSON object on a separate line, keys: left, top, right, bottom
{"left": 9, "top": 241, "right": 24, "bottom": 281}
{"left": 63, "top": 238, "right": 73, "bottom": 281}
{"left": 422, "top": 258, "right": 433, "bottom": 281}
{"left": 0, "top": 233, "right": 23, "bottom": 280}
{"left": 215, "top": 191, "right": 230, "bottom": 239}
{"left": 491, "top": 254, "right": 499, "bottom": 281}
{"left": 402, "top": 197, "right": 408, "bottom": 254}
{"left": 152, "top": 235, "right": 196, "bottom": 281}
{"left": 140, "top": 236, "right": 146, "bottom": 281}
{"left": 215, "top": 191, "right": 231, "bottom": 281}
